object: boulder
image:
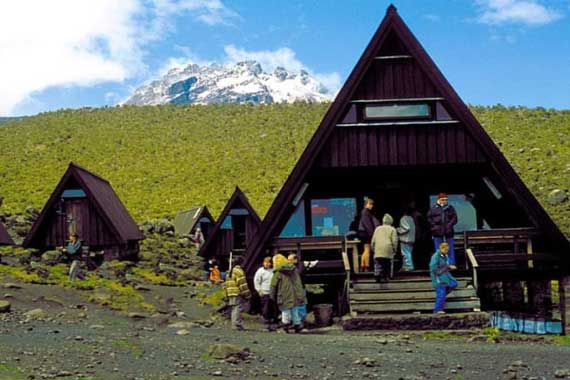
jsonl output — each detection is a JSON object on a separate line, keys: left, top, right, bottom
{"left": 41, "top": 250, "right": 62, "bottom": 265}
{"left": 547, "top": 189, "right": 567, "bottom": 205}
{"left": 0, "top": 300, "right": 11, "bottom": 313}
{"left": 24, "top": 308, "right": 47, "bottom": 320}
{"left": 207, "top": 343, "right": 250, "bottom": 360}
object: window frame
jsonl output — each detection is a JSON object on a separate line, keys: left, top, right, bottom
{"left": 362, "top": 102, "right": 433, "bottom": 121}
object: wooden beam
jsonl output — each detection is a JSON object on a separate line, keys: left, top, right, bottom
{"left": 337, "top": 120, "right": 460, "bottom": 128}
{"left": 350, "top": 97, "right": 444, "bottom": 104}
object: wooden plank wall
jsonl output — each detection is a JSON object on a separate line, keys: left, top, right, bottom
{"left": 353, "top": 60, "right": 439, "bottom": 100}
{"left": 317, "top": 124, "right": 486, "bottom": 168}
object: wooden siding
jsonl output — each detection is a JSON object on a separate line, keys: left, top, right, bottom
{"left": 316, "top": 124, "right": 486, "bottom": 168}
{"left": 353, "top": 59, "right": 440, "bottom": 100}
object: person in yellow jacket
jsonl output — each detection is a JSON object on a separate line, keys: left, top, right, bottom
{"left": 225, "top": 256, "right": 251, "bottom": 330}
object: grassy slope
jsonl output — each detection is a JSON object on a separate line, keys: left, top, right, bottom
{"left": 0, "top": 104, "right": 569, "bottom": 232}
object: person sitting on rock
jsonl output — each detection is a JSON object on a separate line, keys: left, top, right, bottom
{"left": 61, "top": 232, "right": 82, "bottom": 281}
{"left": 429, "top": 242, "right": 458, "bottom": 314}
{"left": 270, "top": 253, "right": 307, "bottom": 333}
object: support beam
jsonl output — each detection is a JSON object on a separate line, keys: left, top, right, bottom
{"left": 560, "top": 276, "right": 570, "bottom": 335}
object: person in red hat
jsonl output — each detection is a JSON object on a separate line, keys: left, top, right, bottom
{"left": 427, "top": 193, "right": 458, "bottom": 269}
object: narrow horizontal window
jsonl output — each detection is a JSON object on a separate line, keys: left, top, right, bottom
{"left": 364, "top": 103, "right": 431, "bottom": 120}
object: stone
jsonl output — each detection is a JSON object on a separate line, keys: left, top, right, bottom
{"left": 176, "top": 329, "right": 190, "bottom": 336}
{"left": 128, "top": 312, "right": 147, "bottom": 319}
{"left": 89, "top": 325, "right": 105, "bottom": 330}
{"left": 207, "top": 343, "right": 250, "bottom": 360}
{"left": 554, "top": 369, "right": 570, "bottom": 378}
{"left": 0, "top": 300, "right": 11, "bottom": 313}
{"left": 24, "top": 308, "right": 47, "bottom": 320}
{"left": 548, "top": 189, "right": 567, "bottom": 205}
{"left": 3, "top": 283, "right": 22, "bottom": 289}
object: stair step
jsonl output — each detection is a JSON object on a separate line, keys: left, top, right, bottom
{"left": 352, "top": 280, "right": 470, "bottom": 291}
{"left": 350, "top": 289, "right": 477, "bottom": 302}
{"left": 351, "top": 299, "right": 481, "bottom": 313}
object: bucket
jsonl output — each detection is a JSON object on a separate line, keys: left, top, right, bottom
{"left": 313, "top": 304, "right": 334, "bottom": 327}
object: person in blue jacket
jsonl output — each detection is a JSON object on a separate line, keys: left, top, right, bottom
{"left": 62, "top": 233, "right": 82, "bottom": 281}
{"left": 429, "top": 242, "right": 458, "bottom": 314}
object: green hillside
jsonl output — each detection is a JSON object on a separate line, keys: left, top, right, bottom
{"left": 0, "top": 104, "right": 569, "bottom": 232}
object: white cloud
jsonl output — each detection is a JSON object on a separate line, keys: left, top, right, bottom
{"left": 223, "top": 45, "right": 341, "bottom": 92}
{"left": 475, "top": 0, "right": 562, "bottom": 26}
{"left": 0, "top": 0, "right": 237, "bottom": 116}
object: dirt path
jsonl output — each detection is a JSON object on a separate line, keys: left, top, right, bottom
{"left": 1, "top": 282, "right": 570, "bottom": 380}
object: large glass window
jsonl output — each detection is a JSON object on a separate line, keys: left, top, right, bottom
{"left": 311, "top": 198, "right": 356, "bottom": 236}
{"left": 280, "top": 201, "right": 306, "bottom": 237}
{"left": 364, "top": 103, "right": 431, "bottom": 120}
{"left": 429, "top": 194, "right": 477, "bottom": 233}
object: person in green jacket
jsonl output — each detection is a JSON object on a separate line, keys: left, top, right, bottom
{"left": 270, "top": 253, "right": 307, "bottom": 333}
{"left": 429, "top": 242, "right": 458, "bottom": 314}
{"left": 225, "top": 256, "right": 251, "bottom": 330}
{"left": 61, "top": 233, "right": 82, "bottom": 281}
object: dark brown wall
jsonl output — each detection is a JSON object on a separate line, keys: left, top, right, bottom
{"left": 316, "top": 124, "right": 486, "bottom": 168}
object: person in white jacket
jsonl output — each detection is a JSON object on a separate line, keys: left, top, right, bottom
{"left": 254, "top": 256, "right": 277, "bottom": 331}
{"left": 397, "top": 208, "right": 416, "bottom": 271}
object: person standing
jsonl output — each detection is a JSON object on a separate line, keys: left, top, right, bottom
{"left": 427, "top": 193, "right": 458, "bottom": 269}
{"left": 225, "top": 256, "right": 251, "bottom": 330}
{"left": 397, "top": 208, "right": 416, "bottom": 271}
{"left": 193, "top": 227, "right": 205, "bottom": 249}
{"left": 61, "top": 233, "right": 82, "bottom": 281}
{"left": 429, "top": 242, "right": 458, "bottom": 314}
{"left": 287, "top": 253, "right": 307, "bottom": 325}
{"left": 371, "top": 214, "right": 398, "bottom": 283}
{"left": 254, "top": 256, "right": 277, "bottom": 331}
{"left": 358, "top": 198, "right": 380, "bottom": 272}
{"left": 270, "top": 254, "right": 307, "bottom": 333}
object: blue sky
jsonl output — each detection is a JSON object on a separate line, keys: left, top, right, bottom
{"left": 1, "top": 0, "right": 569, "bottom": 116}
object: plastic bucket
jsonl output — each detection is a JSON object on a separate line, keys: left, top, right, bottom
{"left": 313, "top": 304, "right": 334, "bottom": 327}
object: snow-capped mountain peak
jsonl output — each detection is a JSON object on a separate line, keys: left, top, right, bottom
{"left": 124, "top": 61, "right": 334, "bottom": 106}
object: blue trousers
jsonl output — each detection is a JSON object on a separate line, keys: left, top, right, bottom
{"left": 401, "top": 242, "right": 414, "bottom": 270}
{"left": 434, "top": 279, "right": 458, "bottom": 313}
{"left": 433, "top": 237, "right": 455, "bottom": 265}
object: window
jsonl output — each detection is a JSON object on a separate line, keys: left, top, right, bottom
{"left": 280, "top": 201, "right": 306, "bottom": 237}
{"left": 364, "top": 103, "right": 431, "bottom": 120}
{"left": 311, "top": 198, "right": 356, "bottom": 237}
{"left": 61, "top": 189, "right": 86, "bottom": 198}
{"left": 429, "top": 194, "right": 477, "bottom": 233}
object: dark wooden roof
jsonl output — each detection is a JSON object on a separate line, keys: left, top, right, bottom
{"left": 198, "top": 186, "right": 261, "bottom": 257}
{"left": 174, "top": 206, "right": 214, "bottom": 236}
{"left": 23, "top": 162, "right": 143, "bottom": 247}
{"left": 244, "top": 5, "right": 570, "bottom": 274}
{"left": 0, "top": 222, "right": 14, "bottom": 245}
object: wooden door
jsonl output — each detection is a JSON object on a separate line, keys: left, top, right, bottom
{"left": 65, "top": 199, "right": 89, "bottom": 243}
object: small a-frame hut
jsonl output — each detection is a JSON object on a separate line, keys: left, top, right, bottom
{"left": 173, "top": 206, "right": 214, "bottom": 239}
{"left": 23, "top": 163, "right": 143, "bottom": 259}
{"left": 244, "top": 5, "right": 570, "bottom": 332}
{"left": 0, "top": 222, "right": 14, "bottom": 246}
{"left": 198, "top": 187, "right": 261, "bottom": 269}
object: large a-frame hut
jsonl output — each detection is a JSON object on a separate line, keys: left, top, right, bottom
{"left": 173, "top": 206, "right": 214, "bottom": 239}
{"left": 198, "top": 187, "right": 261, "bottom": 270}
{"left": 23, "top": 163, "right": 143, "bottom": 260}
{"left": 0, "top": 222, "right": 14, "bottom": 246}
{"left": 244, "top": 5, "right": 570, "bottom": 332}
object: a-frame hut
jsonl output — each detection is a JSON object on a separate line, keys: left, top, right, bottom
{"left": 244, "top": 5, "right": 570, "bottom": 331}
{"left": 198, "top": 187, "right": 261, "bottom": 270}
{"left": 23, "top": 163, "right": 143, "bottom": 260}
{"left": 174, "top": 206, "right": 214, "bottom": 239}
{"left": 0, "top": 222, "right": 14, "bottom": 246}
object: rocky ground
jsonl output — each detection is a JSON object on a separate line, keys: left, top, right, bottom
{"left": 2, "top": 280, "right": 570, "bottom": 380}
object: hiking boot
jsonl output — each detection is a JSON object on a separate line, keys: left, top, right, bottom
{"left": 282, "top": 323, "right": 292, "bottom": 333}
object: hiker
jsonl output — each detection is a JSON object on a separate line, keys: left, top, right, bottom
{"left": 397, "top": 207, "right": 416, "bottom": 271}
{"left": 209, "top": 259, "right": 222, "bottom": 283}
{"left": 429, "top": 242, "right": 458, "bottom": 314}
{"left": 371, "top": 214, "right": 398, "bottom": 283}
{"left": 427, "top": 193, "right": 458, "bottom": 269}
{"left": 225, "top": 256, "right": 251, "bottom": 330}
{"left": 193, "top": 227, "right": 205, "bottom": 249}
{"left": 61, "top": 232, "right": 82, "bottom": 281}
{"left": 270, "top": 254, "right": 307, "bottom": 333}
{"left": 288, "top": 253, "right": 307, "bottom": 323}
{"left": 254, "top": 256, "right": 277, "bottom": 331}
{"left": 358, "top": 198, "right": 380, "bottom": 272}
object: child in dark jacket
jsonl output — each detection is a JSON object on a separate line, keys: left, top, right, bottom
{"left": 270, "top": 254, "right": 307, "bottom": 333}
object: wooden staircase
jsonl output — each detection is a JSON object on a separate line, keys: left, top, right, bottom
{"left": 349, "top": 271, "right": 481, "bottom": 314}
